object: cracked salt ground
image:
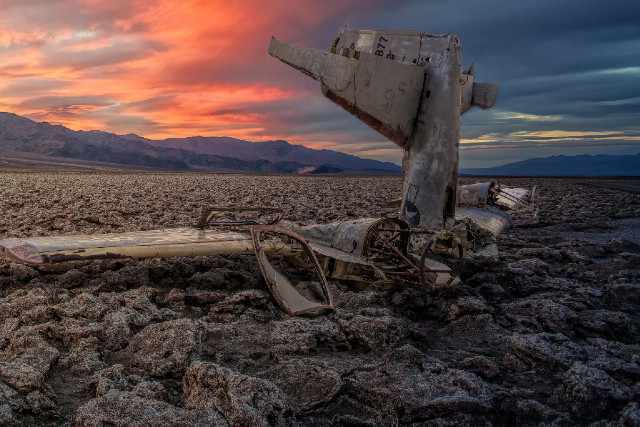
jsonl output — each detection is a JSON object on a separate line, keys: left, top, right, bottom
{"left": 549, "top": 218, "right": 640, "bottom": 245}
{"left": 0, "top": 173, "right": 639, "bottom": 426}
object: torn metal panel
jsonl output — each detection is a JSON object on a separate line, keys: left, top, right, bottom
{"left": 251, "top": 225, "right": 334, "bottom": 317}
{"left": 456, "top": 181, "right": 497, "bottom": 207}
{"left": 470, "top": 82, "right": 498, "bottom": 110}
{"left": 0, "top": 228, "right": 258, "bottom": 265}
{"left": 455, "top": 207, "right": 512, "bottom": 236}
{"left": 308, "top": 242, "right": 389, "bottom": 284}
{"left": 289, "top": 217, "right": 409, "bottom": 258}
{"left": 495, "top": 186, "right": 537, "bottom": 212}
{"left": 269, "top": 37, "right": 424, "bottom": 146}
{"left": 287, "top": 218, "right": 424, "bottom": 285}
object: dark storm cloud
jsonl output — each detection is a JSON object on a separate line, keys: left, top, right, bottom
{"left": 350, "top": 0, "right": 640, "bottom": 166}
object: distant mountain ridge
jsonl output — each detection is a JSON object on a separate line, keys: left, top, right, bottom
{"left": 0, "top": 112, "right": 400, "bottom": 174}
{"left": 462, "top": 154, "right": 640, "bottom": 177}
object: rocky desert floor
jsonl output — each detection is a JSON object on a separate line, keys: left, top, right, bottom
{"left": 0, "top": 172, "right": 639, "bottom": 426}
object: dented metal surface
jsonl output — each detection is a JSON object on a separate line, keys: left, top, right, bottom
{"left": 251, "top": 225, "right": 334, "bottom": 316}
{"left": 289, "top": 217, "right": 458, "bottom": 288}
{"left": 455, "top": 207, "right": 512, "bottom": 236}
{"left": 269, "top": 29, "right": 498, "bottom": 230}
{"left": 456, "top": 181, "right": 497, "bottom": 207}
{"left": 495, "top": 186, "right": 537, "bottom": 212}
{"left": 288, "top": 217, "right": 409, "bottom": 258}
{"left": 454, "top": 181, "right": 539, "bottom": 235}
{"left": 268, "top": 37, "right": 424, "bottom": 146}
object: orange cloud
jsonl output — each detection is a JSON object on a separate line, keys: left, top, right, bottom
{"left": 0, "top": 0, "right": 388, "bottom": 149}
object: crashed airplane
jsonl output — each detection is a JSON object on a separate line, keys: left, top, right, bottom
{"left": 0, "top": 28, "right": 536, "bottom": 317}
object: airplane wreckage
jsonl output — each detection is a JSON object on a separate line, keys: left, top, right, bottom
{"left": 0, "top": 29, "right": 537, "bottom": 317}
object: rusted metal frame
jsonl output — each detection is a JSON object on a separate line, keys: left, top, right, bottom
{"left": 251, "top": 224, "right": 334, "bottom": 317}
{"left": 365, "top": 226, "right": 428, "bottom": 286}
{"left": 418, "top": 242, "right": 456, "bottom": 288}
{"left": 363, "top": 218, "right": 410, "bottom": 257}
{"left": 197, "top": 207, "right": 283, "bottom": 229}
{"left": 496, "top": 189, "right": 526, "bottom": 206}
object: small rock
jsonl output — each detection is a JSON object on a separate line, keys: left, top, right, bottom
{"left": 337, "top": 314, "right": 407, "bottom": 350}
{"left": 9, "top": 264, "right": 38, "bottom": 283}
{"left": 127, "top": 319, "right": 200, "bottom": 377}
{"left": 132, "top": 380, "right": 167, "bottom": 401}
{"left": 0, "top": 334, "right": 59, "bottom": 392}
{"left": 260, "top": 358, "right": 343, "bottom": 412}
{"left": 95, "top": 364, "right": 130, "bottom": 397}
{"left": 510, "top": 333, "right": 586, "bottom": 368}
{"left": 554, "top": 362, "right": 631, "bottom": 416}
{"left": 185, "top": 289, "right": 226, "bottom": 306}
{"left": 577, "top": 310, "right": 636, "bottom": 342}
{"left": 459, "top": 355, "right": 500, "bottom": 379}
{"left": 163, "top": 288, "right": 184, "bottom": 304}
{"left": 606, "top": 283, "right": 640, "bottom": 310}
{"left": 184, "top": 361, "right": 288, "bottom": 426}
{"left": 448, "top": 296, "right": 491, "bottom": 320}
{"left": 74, "top": 390, "right": 227, "bottom": 426}
{"left": 515, "top": 247, "right": 561, "bottom": 261}
{"left": 618, "top": 402, "right": 640, "bottom": 426}
{"left": 503, "top": 297, "right": 577, "bottom": 334}
{"left": 507, "top": 258, "right": 549, "bottom": 276}
{"left": 56, "top": 269, "right": 88, "bottom": 289}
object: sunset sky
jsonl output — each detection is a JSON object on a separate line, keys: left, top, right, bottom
{"left": 0, "top": 0, "right": 638, "bottom": 167}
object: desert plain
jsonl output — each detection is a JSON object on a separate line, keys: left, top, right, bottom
{"left": 0, "top": 172, "right": 639, "bottom": 426}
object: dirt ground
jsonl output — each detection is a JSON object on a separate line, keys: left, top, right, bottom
{"left": 1, "top": 172, "right": 639, "bottom": 426}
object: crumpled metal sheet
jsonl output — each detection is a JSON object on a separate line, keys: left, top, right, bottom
{"left": 251, "top": 225, "right": 334, "bottom": 317}
{"left": 288, "top": 218, "right": 409, "bottom": 258}
{"left": 456, "top": 181, "right": 497, "bottom": 207}
{"left": 455, "top": 207, "right": 512, "bottom": 236}
{"left": 269, "top": 37, "right": 424, "bottom": 146}
{"left": 495, "top": 186, "right": 537, "bottom": 212}
{"left": 331, "top": 29, "right": 496, "bottom": 114}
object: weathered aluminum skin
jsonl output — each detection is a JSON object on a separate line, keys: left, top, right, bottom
{"left": 289, "top": 218, "right": 407, "bottom": 258}
{"left": 456, "top": 181, "right": 497, "bottom": 207}
{"left": 269, "top": 29, "right": 498, "bottom": 230}
{"left": 0, "top": 228, "right": 256, "bottom": 265}
{"left": 268, "top": 37, "right": 424, "bottom": 146}
{"left": 495, "top": 186, "right": 536, "bottom": 211}
{"left": 331, "top": 29, "right": 496, "bottom": 113}
{"left": 455, "top": 207, "right": 512, "bottom": 236}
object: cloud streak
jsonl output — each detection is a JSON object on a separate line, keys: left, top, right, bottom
{"left": 0, "top": 0, "right": 638, "bottom": 167}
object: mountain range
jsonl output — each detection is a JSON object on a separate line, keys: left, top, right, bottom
{"left": 462, "top": 154, "right": 640, "bottom": 177}
{"left": 1, "top": 112, "right": 638, "bottom": 176}
{"left": 0, "top": 112, "right": 400, "bottom": 174}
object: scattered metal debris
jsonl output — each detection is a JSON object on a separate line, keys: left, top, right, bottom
{"left": 455, "top": 181, "right": 538, "bottom": 236}
{"left": 0, "top": 29, "right": 543, "bottom": 318}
